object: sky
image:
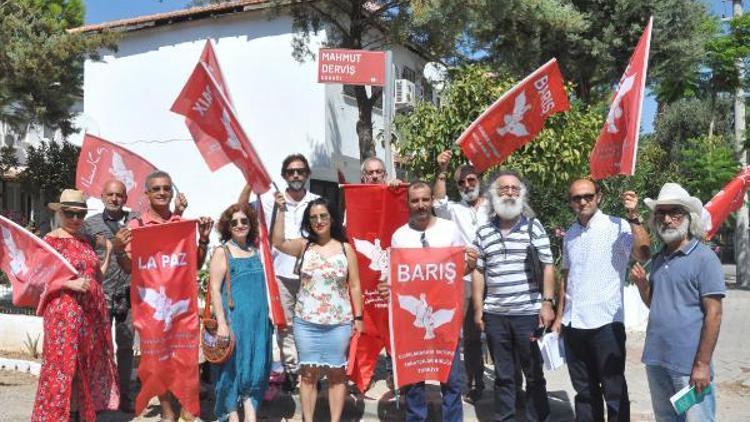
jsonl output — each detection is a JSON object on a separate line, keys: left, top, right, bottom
{"left": 84, "top": 0, "right": 733, "bottom": 134}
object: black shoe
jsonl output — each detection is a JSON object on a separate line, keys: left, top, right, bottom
{"left": 282, "top": 372, "right": 298, "bottom": 392}
{"left": 463, "top": 388, "right": 483, "bottom": 404}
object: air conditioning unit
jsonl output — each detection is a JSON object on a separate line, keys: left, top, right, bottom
{"left": 395, "top": 79, "right": 416, "bottom": 109}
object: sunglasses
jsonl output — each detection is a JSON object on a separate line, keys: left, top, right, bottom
{"left": 655, "top": 208, "right": 687, "bottom": 220}
{"left": 148, "top": 185, "right": 173, "bottom": 193}
{"left": 458, "top": 176, "right": 479, "bottom": 187}
{"left": 229, "top": 217, "right": 249, "bottom": 228}
{"left": 310, "top": 213, "right": 330, "bottom": 223}
{"left": 570, "top": 193, "right": 596, "bottom": 203}
{"left": 284, "top": 168, "right": 308, "bottom": 176}
{"left": 62, "top": 209, "right": 87, "bottom": 220}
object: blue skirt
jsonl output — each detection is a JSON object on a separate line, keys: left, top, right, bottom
{"left": 293, "top": 317, "right": 352, "bottom": 368}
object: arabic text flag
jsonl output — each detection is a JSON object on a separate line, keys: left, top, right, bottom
{"left": 130, "top": 220, "right": 199, "bottom": 416}
{"left": 389, "top": 247, "right": 465, "bottom": 389}
{"left": 590, "top": 17, "right": 653, "bottom": 179}
{"left": 76, "top": 133, "right": 158, "bottom": 212}
{"left": 704, "top": 167, "right": 750, "bottom": 239}
{"left": 456, "top": 58, "right": 570, "bottom": 172}
{"left": 343, "top": 184, "right": 409, "bottom": 392}
{"left": 171, "top": 55, "right": 272, "bottom": 195}
{"left": 0, "top": 215, "right": 77, "bottom": 315}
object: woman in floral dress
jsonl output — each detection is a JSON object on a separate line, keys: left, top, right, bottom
{"left": 32, "top": 189, "right": 119, "bottom": 421}
{"left": 271, "top": 196, "right": 363, "bottom": 422}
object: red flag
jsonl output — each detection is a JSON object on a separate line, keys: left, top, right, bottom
{"left": 342, "top": 184, "right": 409, "bottom": 391}
{"left": 704, "top": 167, "right": 750, "bottom": 239}
{"left": 590, "top": 17, "right": 653, "bottom": 179}
{"left": 389, "top": 247, "right": 465, "bottom": 388}
{"left": 130, "top": 220, "right": 200, "bottom": 416}
{"left": 172, "top": 51, "right": 272, "bottom": 195}
{"left": 76, "top": 133, "right": 158, "bottom": 212}
{"left": 457, "top": 58, "right": 570, "bottom": 172}
{"left": 0, "top": 216, "right": 77, "bottom": 315}
{"left": 256, "top": 205, "right": 287, "bottom": 329}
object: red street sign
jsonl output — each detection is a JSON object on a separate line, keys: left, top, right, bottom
{"left": 318, "top": 48, "right": 386, "bottom": 86}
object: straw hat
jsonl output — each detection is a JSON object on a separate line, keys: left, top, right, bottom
{"left": 644, "top": 183, "right": 703, "bottom": 216}
{"left": 48, "top": 189, "right": 93, "bottom": 211}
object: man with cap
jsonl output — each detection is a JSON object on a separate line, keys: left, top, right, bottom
{"left": 433, "top": 149, "right": 489, "bottom": 403}
{"left": 630, "top": 183, "right": 724, "bottom": 421}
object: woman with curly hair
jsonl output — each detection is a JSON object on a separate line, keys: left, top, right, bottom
{"left": 209, "top": 202, "right": 272, "bottom": 422}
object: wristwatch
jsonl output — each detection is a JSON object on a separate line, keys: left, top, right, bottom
{"left": 626, "top": 215, "right": 643, "bottom": 225}
{"left": 542, "top": 297, "right": 556, "bottom": 306}
{"left": 353, "top": 315, "right": 363, "bottom": 321}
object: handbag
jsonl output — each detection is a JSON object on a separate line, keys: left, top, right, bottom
{"left": 526, "top": 218, "right": 544, "bottom": 285}
{"left": 201, "top": 245, "right": 236, "bottom": 364}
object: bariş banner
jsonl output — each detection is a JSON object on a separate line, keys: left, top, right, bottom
{"left": 704, "top": 166, "right": 750, "bottom": 239}
{"left": 389, "top": 247, "right": 465, "bottom": 388}
{"left": 343, "top": 184, "right": 409, "bottom": 392}
{"left": 318, "top": 48, "right": 386, "bottom": 86}
{"left": 76, "top": 133, "right": 158, "bottom": 212}
{"left": 590, "top": 17, "right": 653, "bottom": 179}
{"left": 0, "top": 215, "right": 77, "bottom": 315}
{"left": 130, "top": 220, "right": 199, "bottom": 416}
{"left": 457, "top": 58, "right": 570, "bottom": 172}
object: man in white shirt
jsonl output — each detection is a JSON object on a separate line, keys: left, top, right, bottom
{"left": 380, "top": 181, "right": 477, "bottom": 422}
{"left": 554, "top": 178, "right": 650, "bottom": 422}
{"left": 433, "top": 150, "right": 490, "bottom": 403}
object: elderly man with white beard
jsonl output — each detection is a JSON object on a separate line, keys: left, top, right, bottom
{"left": 472, "top": 170, "right": 555, "bottom": 421}
{"left": 433, "top": 150, "right": 490, "bottom": 403}
{"left": 630, "top": 183, "right": 724, "bottom": 422}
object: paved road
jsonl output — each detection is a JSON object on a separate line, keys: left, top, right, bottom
{"left": 2, "top": 288, "right": 749, "bottom": 421}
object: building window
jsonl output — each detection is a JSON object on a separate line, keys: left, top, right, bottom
{"left": 401, "top": 66, "right": 416, "bottom": 82}
{"left": 309, "top": 179, "right": 344, "bottom": 217}
{"left": 343, "top": 85, "right": 383, "bottom": 109}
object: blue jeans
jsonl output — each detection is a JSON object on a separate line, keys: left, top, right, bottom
{"left": 646, "top": 365, "right": 716, "bottom": 422}
{"left": 404, "top": 346, "right": 463, "bottom": 422}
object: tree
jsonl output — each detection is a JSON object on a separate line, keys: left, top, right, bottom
{"left": 0, "top": 145, "right": 19, "bottom": 210}
{"left": 0, "top": 0, "right": 117, "bottom": 136}
{"left": 19, "top": 139, "right": 80, "bottom": 204}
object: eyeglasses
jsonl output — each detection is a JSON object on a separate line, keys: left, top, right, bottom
{"left": 496, "top": 185, "right": 521, "bottom": 195}
{"left": 284, "top": 168, "right": 308, "bottom": 176}
{"left": 229, "top": 218, "right": 249, "bottom": 228}
{"left": 148, "top": 185, "right": 173, "bottom": 193}
{"left": 310, "top": 213, "right": 330, "bottom": 223}
{"left": 458, "top": 176, "right": 479, "bottom": 187}
{"left": 570, "top": 193, "right": 596, "bottom": 203}
{"left": 655, "top": 208, "right": 687, "bottom": 220}
{"left": 62, "top": 209, "right": 87, "bottom": 220}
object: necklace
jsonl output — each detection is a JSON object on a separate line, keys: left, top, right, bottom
{"left": 229, "top": 239, "right": 251, "bottom": 252}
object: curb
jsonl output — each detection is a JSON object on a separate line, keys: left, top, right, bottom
{"left": 0, "top": 357, "right": 41, "bottom": 376}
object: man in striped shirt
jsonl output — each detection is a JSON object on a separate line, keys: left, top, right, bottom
{"left": 472, "top": 170, "right": 555, "bottom": 421}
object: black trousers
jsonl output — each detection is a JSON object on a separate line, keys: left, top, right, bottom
{"left": 484, "top": 313, "right": 550, "bottom": 422}
{"left": 110, "top": 307, "right": 135, "bottom": 406}
{"left": 563, "top": 322, "right": 629, "bottom": 422}
{"left": 463, "top": 298, "right": 484, "bottom": 390}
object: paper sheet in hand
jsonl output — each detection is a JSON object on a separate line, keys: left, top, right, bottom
{"left": 539, "top": 331, "right": 565, "bottom": 371}
{"left": 670, "top": 383, "right": 713, "bottom": 415}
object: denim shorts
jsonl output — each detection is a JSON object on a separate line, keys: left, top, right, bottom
{"left": 293, "top": 317, "right": 352, "bottom": 368}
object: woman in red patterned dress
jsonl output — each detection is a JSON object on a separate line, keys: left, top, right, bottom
{"left": 32, "top": 190, "right": 120, "bottom": 421}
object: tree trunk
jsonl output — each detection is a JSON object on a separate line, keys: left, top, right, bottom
{"left": 354, "top": 85, "right": 376, "bottom": 160}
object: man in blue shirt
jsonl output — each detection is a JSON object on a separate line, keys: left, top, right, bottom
{"left": 631, "top": 183, "right": 725, "bottom": 422}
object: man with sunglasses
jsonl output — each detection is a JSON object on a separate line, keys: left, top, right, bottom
{"left": 120, "top": 170, "right": 213, "bottom": 421}
{"left": 555, "top": 178, "right": 650, "bottom": 422}
{"left": 433, "top": 149, "right": 489, "bottom": 403}
{"left": 630, "top": 183, "right": 724, "bottom": 421}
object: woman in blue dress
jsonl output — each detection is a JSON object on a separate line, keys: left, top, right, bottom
{"left": 209, "top": 202, "right": 272, "bottom": 422}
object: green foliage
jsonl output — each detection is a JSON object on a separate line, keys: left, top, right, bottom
{"left": 23, "top": 332, "right": 40, "bottom": 359}
{"left": 704, "top": 14, "right": 750, "bottom": 95}
{"left": 19, "top": 140, "right": 80, "bottom": 203}
{"left": 653, "top": 96, "right": 734, "bottom": 155}
{"left": 678, "top": 135, "right": 740, "bottom": 203}
{"left": 0, "top": 0, "right": 118, "bottom": 135}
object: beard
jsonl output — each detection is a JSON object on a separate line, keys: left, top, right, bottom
{"left": 656, "top": 218, "right": 689, "bottom": 244}
{"left": 288, "top": 180, "right": 305, "bottom": 191}
{"left": 491, "top": 190, "right": 524, "bottom": 220}
{"left": 459, "top": 185, "right": 481, "bottom": 203}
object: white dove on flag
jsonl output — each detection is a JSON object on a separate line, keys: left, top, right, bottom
{"left": 138, "top": 286, "right": 190, "bottom": 332}
{"left": 606, "top": 74, "right": 635, "bottom": 134}
{"left": 109, "top": 151, "right": 137, "bottom": 192}
{"left": 497, "top": 91, "right": 532, "bottom": 137}
{"left": 353, "top": 237, "right": 390, "bottom": 281}
{"left": 221, "top": 108, "right": 248, "bottom": 158}
{"left": 1, "top": 226, "right": 27, "bottom": 277}
{"left": 398, "top": 293, "right": 455, "bottom": 340}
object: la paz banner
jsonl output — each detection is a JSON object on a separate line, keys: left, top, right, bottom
{"left": 456, "top": 58, "right": 570, "bottom": 172}
{"left": 130, "top": 220, "right": 199, "bottom": 416}
{"left": 389, "top": 247, "right": 465, "bottom": 388}
{"left": 0, "top": 215, "right": 77, "bottom": 315}
{"left": 343, "top": 184, "right": 409, "bottom": 392}
{"left": 76, "top": 133, "right": 158, "bottom": 212}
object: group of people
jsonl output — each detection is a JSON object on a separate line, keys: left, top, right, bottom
{"left": 29, "top": 149, "right": 724, "bottom": 422}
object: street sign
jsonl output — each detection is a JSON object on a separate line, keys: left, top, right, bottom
{"left": 318, "top": 48, "right": 386, "bottom": 86}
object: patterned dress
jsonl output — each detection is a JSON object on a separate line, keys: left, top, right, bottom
{"left": 32, "top": 235, "right": 119, "bottom": 422}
